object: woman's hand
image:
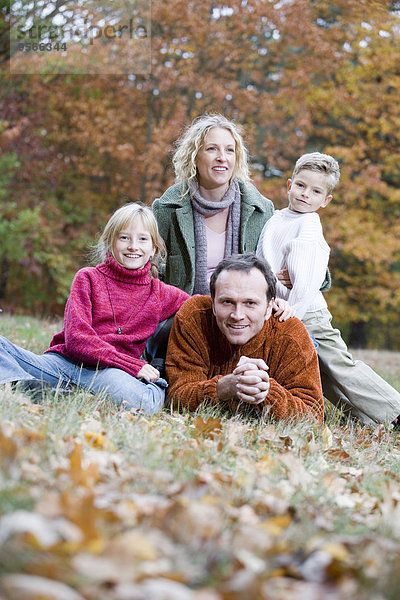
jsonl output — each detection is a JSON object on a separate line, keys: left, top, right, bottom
{"left": 272, "top": 298, "right": 296, "bottom": 321}
{"left": 137, "top": 364, "right": 160, "bottom": 382}
{"left": 277, "top": 269, "right": 292, "bottom": 289}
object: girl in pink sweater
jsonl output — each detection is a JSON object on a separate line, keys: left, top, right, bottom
{"left": 0, "top": 204, "right": 190, "bottom": 415}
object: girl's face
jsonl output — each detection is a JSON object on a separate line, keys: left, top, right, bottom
{"left": 113, "top": 217, "right": 155, "bottom": 270}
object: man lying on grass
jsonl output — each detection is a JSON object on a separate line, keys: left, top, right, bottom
{"left": 166, "top": 253, "right": 324, "bottom": 421}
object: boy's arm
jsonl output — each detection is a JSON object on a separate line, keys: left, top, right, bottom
{"left": 256, "top": 218, "right": 330, "bottom": 293}
{"left": 284, "top": 238, "right": 330, "bottom": 319}
{"left": 278, "top": 266, "right": 330, "bottom": 292}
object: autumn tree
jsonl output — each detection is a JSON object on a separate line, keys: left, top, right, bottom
{"left": 0, "top": 0, "right": 399, "bottom": 348}
{"left": 304, "top": 0, "right": 400, "bottom": 347}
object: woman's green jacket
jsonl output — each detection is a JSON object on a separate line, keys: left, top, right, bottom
{"left": 152, "top": 181, "right": 274, "bottom": 294}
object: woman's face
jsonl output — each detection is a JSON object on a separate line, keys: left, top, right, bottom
{"left": 195, "top": 127, "right": 236, "bottom": 193}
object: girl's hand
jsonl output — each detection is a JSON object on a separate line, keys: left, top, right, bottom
{"left": 138, "top": 364, "right": 160, "bottom": 382}
{"left": 277, "top": 269, "right": 292, "bottom": 289}
{"left": 272, "top": 298, "right": 296, "bottom": 321}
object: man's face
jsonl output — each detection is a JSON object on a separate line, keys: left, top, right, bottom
{"left": 212, "top": 268, "right": 274, "bottom": 346}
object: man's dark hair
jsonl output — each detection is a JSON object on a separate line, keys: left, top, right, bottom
{"left": 209, "top": 253, "right": 277, "bottom": 301}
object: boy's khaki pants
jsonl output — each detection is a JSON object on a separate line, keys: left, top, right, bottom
{"left": 302, "top": 308, "right": 400, "bottom": 425}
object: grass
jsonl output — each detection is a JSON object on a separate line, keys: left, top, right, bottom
{"left": 350, "top": 348, "right": 400, "bottom": 390}
{"left": 1, "top": 314, "right": 400, "bottom": 599}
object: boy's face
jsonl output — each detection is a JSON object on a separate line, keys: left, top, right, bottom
{"left": 287, "top": 169, "right": 332, "bottom": 214}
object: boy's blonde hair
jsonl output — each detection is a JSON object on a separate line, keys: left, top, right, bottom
{"left": 172, "top": 113, "right": 251, "bottom": 194}
{"left": 92, "top": 203, "right": 166, "bottom": 277}
{"left": 292, "top": 152, "right": 340, "bottom": 193}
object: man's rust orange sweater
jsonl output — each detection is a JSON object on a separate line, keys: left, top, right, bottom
{"left": 166, "top": 296, "right": 324, "bottom": 422}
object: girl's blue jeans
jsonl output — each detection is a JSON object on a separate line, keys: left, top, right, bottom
{"left": 0, "top": 335, "right": 166, "bottom": 416}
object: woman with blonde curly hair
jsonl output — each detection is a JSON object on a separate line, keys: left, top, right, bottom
{"left": 153, "top": 113, "right": 274, "bottom": 295}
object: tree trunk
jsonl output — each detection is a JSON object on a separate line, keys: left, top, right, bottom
{"left": 348, "top": 320, "right": 366, "bottom": 348}
{"left": 0, "top": 258, "right": 9, "bottom": 300}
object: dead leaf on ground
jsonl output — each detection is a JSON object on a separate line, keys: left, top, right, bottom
{"left": 65, "top": 442, "right": 100, "bottom": 487}
{"left": 259, "top": 424, "right": 278, "bottom": 441}
{"left": 260, "top": 514, "right": 293, "bottom": 536}
{"left": 193, "top": 416, "right": 222, "bottom": 438}
{"left": 0, "top": 510, "right": 82, "bottom": 549}
{"left": 325, "top": 449, "right": 351, "bottom": 461}
{"left": 279, "top": 452, "right": 312, "bottom": 486}
{"left": 108, "top": 577, "right": 201, "bottom": 600}
{"left": 162, "top": 499, "right": 223, "bottom": 543}
{"left": 83, "top": 431, "right": 116, "bottom": 451}
{"left": 0, "top": 574, "right": 85, "bottom": 600}
{"left": 0, "top": 424, "right": 18, "bottom": 461}
{"left": 321, "top": 425, "right": 333, "bottom": 450}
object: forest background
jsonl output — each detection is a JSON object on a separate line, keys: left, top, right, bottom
{"left": 1, "top": 0, "right": 399, "bottom": 349}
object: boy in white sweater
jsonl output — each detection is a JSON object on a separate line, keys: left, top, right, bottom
{"left": 256, "top": 152, "right": 400, "bottom": 426}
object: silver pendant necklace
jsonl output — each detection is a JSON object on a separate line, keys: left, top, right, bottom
{"left": 103, "top": 274, "right": 150, "bottom": 335}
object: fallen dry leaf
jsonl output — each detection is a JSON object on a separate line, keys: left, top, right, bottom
{"left": 193, "top": 416, "right": 223, "bottom": 438}
{"left": 0, "top": 424, "right": 18, "bottom": 462}
{"left": 83, "top": 431, "right": 116, "bottom": 451}
{"left": 0, "top": 574, "right": 85, "bottom": 600}
{"left": 260, "top": 514, "right": 292, "bottom": 536}
{"left": 65, "top": 442, "right": 100, "bottom": 487}
{"left": 0, "top": 510, "right": 82, "bottom": 549}
{"left": 325, "top": 449, "right": 351, "bottom": 461}
{"left": 321, "top": 425, "right": 333, "bottom": 450}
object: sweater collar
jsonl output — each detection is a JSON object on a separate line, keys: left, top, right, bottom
{"left": 96, "top": 254, "right": 152, "bottom": 284}
{"left": 282, "top": 207, "right": 304, "bottom": 218}
{"left": 158, "top": 180, "right": 267, "bottom": 213}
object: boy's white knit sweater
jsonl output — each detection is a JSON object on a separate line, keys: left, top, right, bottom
{"left": 256, "top": 208, "right": 330, "bottom": 320}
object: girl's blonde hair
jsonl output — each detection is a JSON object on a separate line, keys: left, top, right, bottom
{"left": 172, "top": 113, "right": 251, "bottom": 196}
{"left": 92, "top": 203, "right": 166, "bottom": 277}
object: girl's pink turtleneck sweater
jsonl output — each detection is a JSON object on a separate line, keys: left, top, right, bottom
{"left": 46, "top": 255, "right": 189, "bottom": 378}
